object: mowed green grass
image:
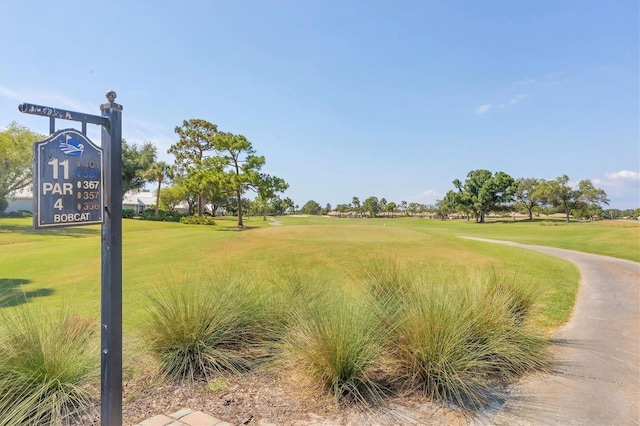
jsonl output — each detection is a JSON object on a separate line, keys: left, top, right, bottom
{"left": 2, "top": 215, "right": 637, "bottom": 334}
{"left": 285, "top": 215, "right": 640, "bottom": 262}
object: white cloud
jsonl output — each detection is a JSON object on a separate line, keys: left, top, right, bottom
{"left": 605, "top": 170, "right": 640, "bottom": 182}
{"left": 474, "top": 93, "right": 528, "bottom": 115}
{"left": 0, "top": 86, "right": 95, "bottom": 113}
{"left": 591, "top": 170, "right": 640, "bottom": 208}
{"left": 509, "top": 94, "right": 527, "bottom": 104}
{"left": 406, "top": 189, "right": 441, "bottom": 204}
{"left": 1, "top": 85, "right": 174, "bottom": 157}
{"left": 474, "top": 104, "right": 492, "bottom": 114}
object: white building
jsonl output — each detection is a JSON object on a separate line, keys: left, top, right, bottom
{"left": 6, "top": 188, "right": 225, "bottom": 216}
{"left": 122, "top": 191, "right": 157, "bottom": 214}
{"left": 5, "top": 187, "right": 33, "bottom": 213}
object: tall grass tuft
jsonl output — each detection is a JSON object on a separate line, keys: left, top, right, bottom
{"left": 481, "top": 273, "right": 536, "bottom": 324}
{"left": 0, "top": 307, "right": 97, "bottom": 426}
{"left": 388, "top": 277, "right": 548, "bottom": 410}
{"left": 467, "top": 275, "right": 547, "bottom": 378}
{"left": 359, "top": 257, "right": 417, "bottom": 323}
{"left": 143, "top": 274, "right": 270, "bottom": 382}
{"left": 390, "top": 283, "right": 491, "bottom": 408}
{"left": 280, "top": 295, "right": 387, "bottom": 405}
{"left": 264, "top": 267, "right": 339, "bottom": 337}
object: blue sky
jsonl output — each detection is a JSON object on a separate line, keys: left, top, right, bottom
{"left": 1, "top": 0, "right": 638, "bottom": 209}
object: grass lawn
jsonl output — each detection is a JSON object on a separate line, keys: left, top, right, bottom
{"left": 1, "top": 214, "right": 638, "bottom": 421}
{"left": 5, "top": 214, "right": 634, "bottom": 332}
{"left": 1, "top": 214, "right": 637, "bottom": 333}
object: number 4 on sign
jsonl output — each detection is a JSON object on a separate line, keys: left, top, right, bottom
{"left": 54, "top": 199, "right": 63, "bottom": 210}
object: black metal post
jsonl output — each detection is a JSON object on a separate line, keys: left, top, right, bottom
{"left": 100, "top": 91, "right": 123, "bottom": 426}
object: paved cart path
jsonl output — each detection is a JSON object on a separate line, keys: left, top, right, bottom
{"left": 464, "top": 238, "right": 640, "bottom": 426}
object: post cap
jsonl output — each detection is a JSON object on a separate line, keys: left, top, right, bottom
{"left": 106, "top": 91, "right": 117, "bottom": 102}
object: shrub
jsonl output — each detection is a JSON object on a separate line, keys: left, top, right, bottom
{"left": 143, "top": 275, "right": 268, "bottom": 382}
{"left": 4, "top": 210, "right": 32, "bottom": 218}
{"left": 140, "top": 209, "right": 184, "bottom": 222}
{"left": 0, "top": 308, "right": 97, "bottom": 425}
{"left": 122, "top": 208, "right": 136, "bottom": 219}
{"left": 180, "top": 215, "right": 216, "bottom": 225}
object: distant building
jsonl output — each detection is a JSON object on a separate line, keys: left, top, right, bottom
{"left": 5, "top": 188, "right": 225, "bottom": 216}
{"left": 6, "top": 188, "right": 159, "bottom": 215}
{"left": 122, "top": 191, "right": 156, "bottom": 214}
{"left": 5, "top": 187, "right": 33, "bottom": 213}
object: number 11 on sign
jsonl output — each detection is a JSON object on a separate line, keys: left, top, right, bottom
{"left": 48, "top": 158, "right": 69, "bottom": 179}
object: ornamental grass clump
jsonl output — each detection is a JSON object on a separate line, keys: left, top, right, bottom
{"left": 389, "top": 279, "right": 548, "bottom": 410}
{"left": 466, "top": 276, "right": 547, "bottom": 378}
{"left": 144, "top": 275, "right": 270, "bottom": 382}
{"left": 359, "top": 257, "right": 417, "bottom": 325}
{"left": 482, "top": 273, "right": 536, "bottom": 325}
{"left": 390, "top": 283, "right": 490, "bottom": 408}
{"left": 263, "top": 266, "right": 341, "bottom": 342}
{"left": 280, "top": 295, "right": 387, "bottom": 405}
{"left": 0, "top": 307, "right": 97, "bottom": 426}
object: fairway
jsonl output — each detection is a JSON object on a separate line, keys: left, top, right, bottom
{"left": 4, "top": 215, "right": 636, "bottom": 333}
{"left": 1, "top": 215, "right": 638, "bottom": 332}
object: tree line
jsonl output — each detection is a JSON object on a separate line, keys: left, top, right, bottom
{"left": 299, "top": 169, "right": 634, "bottom": 222}
{"left": 1, "top": 123, "right": 637, "bottom": 222}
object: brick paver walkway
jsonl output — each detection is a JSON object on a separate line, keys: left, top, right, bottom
{"left": 134, "top": 408, "right": 234, "bottom": 426}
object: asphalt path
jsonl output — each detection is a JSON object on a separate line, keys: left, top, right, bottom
{"left": 463, "top": 237, "right": 639, "bottom": 426}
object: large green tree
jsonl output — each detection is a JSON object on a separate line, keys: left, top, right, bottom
{"left": 573, "top": 180, "right": 609, "bottom": 220}
{"left": 336, "top": 203, "right": 349, "bottom": 217}
{"left": 385, "top": 201, "right": 397, "bottom": 218}
{"left": 159, "top": 184, "right": 188, "bottom": 212}
{"left": 122, "top": 140, "right": 157, "bottom": 197}
{"left": 169, "top": 119, "right": 219, "bottom": 215}
{"left": 211, "top": 132, "right": 287, "bottom": 227}
{"left": 514, "top": 177, "right": 544, "bottom": 220}
{"left": 452, "top": 169, "right": 515, "bottom": 223}
{"left": 362, "top": 196, "right": 380, "bottom": 217}
{"left": 185, "top": 157, "right": 230, "bottom": 216}
{"left": 351, "top": 196, "right": 361, "bottom": 217}
{"left": 436, "top": 193, "right": 457, "bottom": 220}
{"left": 273, "top": 197, "right": 294, "bottom": 216}
{"left": 400, "top": 200, "right": 408, "bottom": 216}
{"left": 379, "top": 198, "right": 388, "bottom": 217}
{"left": 256, "top": 174, "right": 289, "bottom": 219}
{"left": 300, "top": 200, "right": 322, "bottom": 215}
{"left": 540, "top": 176, "right": 608, "bottom": 222}
{"left": 538, "top": 175, "right": 574, "bottom": 222}
{"left": 0, "top": 122, "right": 44, "bottom": 208}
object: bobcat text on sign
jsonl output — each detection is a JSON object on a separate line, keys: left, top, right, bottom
{"left": 54, "top": 213, "right": 91, "bottom": 223}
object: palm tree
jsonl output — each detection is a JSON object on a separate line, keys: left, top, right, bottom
{"left": 143, "top": 161, "right": 171, "bottom": 217}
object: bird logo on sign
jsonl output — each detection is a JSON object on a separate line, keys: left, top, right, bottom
{"left": 60, "top": 134, "right": 85, "bottom": 156}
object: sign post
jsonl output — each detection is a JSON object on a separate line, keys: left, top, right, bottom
{"left": 20, "top": 92, "right": 123, "bottom": 426}
{"left": 99, "top": 92, "right": 123, "bottom": 426}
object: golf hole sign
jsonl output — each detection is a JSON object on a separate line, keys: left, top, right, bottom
{"left": 33, "top": 128, "right": 104, "bottom": 228}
